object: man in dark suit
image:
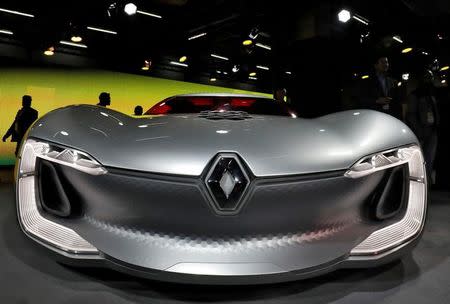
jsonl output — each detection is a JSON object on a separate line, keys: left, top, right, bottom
{"left": 97, "top": 92, "right": 111, "bottom": 107}
{"left": 357, "top": 56, "right": 402, "bottom": 119}
{"left": 2, "top": 95, "right": 39, "bottom": 155}
{"left": 406, "top": 69, "right": 440, "bottom": 180}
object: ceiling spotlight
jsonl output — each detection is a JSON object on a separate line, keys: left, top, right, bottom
{"left": 249, "top": 76, "right": 258, "bottom": 80}
{"left": 223, "top": 71, "right": 228, "bottom": 75}
{"left": 442, "top": 79, "right": 447, "bottom": 84}
{"left": 402, "top": 47, "right": 413, "bottom": 53}
{"left": 361, "top": 75, "right": 369, "bottom": 79}
{"left": 286, "top": 71, "right": 292, "bottom": 75}
{"left": 188, "top": 32, "right": 207, "bottom": 40}
{"left": 232, "top": 65, "right": 240, "bottom": 73}
{"left": 338, "top": 9, "right": 351, "bottom": 23}
{"left": 242, "top": 39, "right": 253, "bottom": 46}
{"left": 71, "top": 35, "right": 82, "bottom": 42}
{"left": 256, "top": 65, "right": 269, "bottom": 71}
{"left": 170, "top": 61, "right": 188, "bottom": 67}
{"left": 422, "top": 51, "right": 429, "bottom": 55}
{"left": 249, "top": 72, "right": 256, "bottom": 77}
{"left": 437, "top": 34, "right": 443, "bottom": 40}
{"left": 44, "top": 47, "right": 55, "bottom": 56}
{"left": 249, "top": 27, "right": 259, "bottom": 39}
{"left": 440, "top": 66, "right": 449, "bottom": 71}
{"left": 87, "top": 26, "right": 117, "bottom": 35}
{"left": 392, "top": 36, "right": 403, "bottom": 43}
{"left": 210, "top": 77, "right": 217, "bottom": 82}
{"left": 0, "top": 29, "right": 13, "bottom": 35}
{"left": 397, "top": 81, "right": 402, "bottom": 87}
{"left": 141, "top": 60, "right": 151, "bottom": 70}
{"left": 210, "top": 54, "right": 229, "bottom": 61}
{"left": 60, "top": 40, "right": 88, "bottom": 48}
{"left": 0, "top": 7, "right": 34, "bottom": 18}
{"left": 255, "top": 42, "right": 271, "bottom": 50}
{"left": 137, "top": 10, "right": 162, "bottom": 19}
{"left": 352, "top": 14, "right": 369, "bottom": 25}
{"left": 124, "top": 3, "right": 137, "bottom": 15}
{"left": 402, "top": 73, "right": 410, "bottom": 81}
{"left": 179, "top": 56, "right": 187, "bottom": 63}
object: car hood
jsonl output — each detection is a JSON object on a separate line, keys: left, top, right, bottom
{"left": 29, "top": 105, "right": 417, "bottom": 177}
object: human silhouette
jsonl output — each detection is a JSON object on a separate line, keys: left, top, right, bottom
{"left": 134, "top": 105, "right": 143, "bottom": 116}
{"left": 2, "top": 95, "right": 39, "bottom": 155}
{"left": 97, "top": 92, "right": 111, "bottom": 107}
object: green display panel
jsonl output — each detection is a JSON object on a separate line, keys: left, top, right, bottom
{"left": 0, "top": 68, "right": 270, "bottom": 165}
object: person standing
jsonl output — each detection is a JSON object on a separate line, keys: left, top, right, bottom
{"left": 406, "top": 69, "right": 440, "bottom": 180}
{"left": 357, "top": 56, "right": 402, "bottom": 119}
{"left": 2, "top": 95, "right": 39, "bottom": 155}
{"left": 97, "top": 92, "right": 111, "bottom": 107}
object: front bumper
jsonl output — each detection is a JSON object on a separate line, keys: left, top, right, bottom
{"left": 15, "top": 140, "right": 427, "bottom": 284}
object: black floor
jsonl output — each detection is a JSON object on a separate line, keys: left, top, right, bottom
{"left": 0, "top": 182, "right": 449, "bottom": 304}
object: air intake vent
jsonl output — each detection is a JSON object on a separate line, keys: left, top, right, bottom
{"left": 199, "top": 110, "right": 252, "bottom": 120}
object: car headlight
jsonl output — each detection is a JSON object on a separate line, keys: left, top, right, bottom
{"left": 17, "top": 138, "right": 101, "bottom": 255}
{"left": 348, "top": 145, "right": 427, "bottom": 255}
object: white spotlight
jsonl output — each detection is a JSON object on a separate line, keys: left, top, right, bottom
{"left": 232, "top": 65, "right": 240, "bottom": 73}
{"left": 402, "top": 73, "right": 410, "bottom": 81}
{"left": 124, "top": 3, "right": 137, "bottom": 15}
{"left": 338, "top": 9, "right": 351, "bottom": 23}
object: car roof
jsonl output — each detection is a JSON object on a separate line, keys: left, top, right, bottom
{"left": 171, "top": 93, "right": 273, "bottom": 99}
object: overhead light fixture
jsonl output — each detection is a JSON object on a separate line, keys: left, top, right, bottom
{"left": 0, "top": 7, "right": 34, "bottom": 18}
{"left": 249, "top": 76, "right": 257, "bottom": 80}
{"left": 338, "top": 9, "right": 351, "bottom": 23}
{"left": 210, "top": 77, "right": 217, "bottom": 82}
{"left": 216, "top": 70, "right": 222, "bottom": 74}
{"left": 402, "top": 73, "right": 410, "bottom": 81}
{"left": 124, "top": 3, "right": 137, "bottom": 15}
{"left": 71, "top": 35, "right": 82, "bottom": 42}
{"left": 137, "top": 10, "right": 162, "bottom": 19}
{"left": 242, "top": 39, "right": 253, "bottom": 46}
{"left": 188, "top": 32, "right": 207, "bottom": 40}
{"left": 256, "top": 65, "right": 269, "bottom": 70}
{"left": 223, "top": 71, "right": 228, "bottom": 75}
{"left": 170, "top": 61, "right": 188, "bottom": 67}
{"left": 402, "top": 47, "right": 413, "bottom": 53}
{"left": 210, "top": 54, "right": 229, "bottom": 61}
{"left": 422, "top": 51, "right": 429, "bottom": 55}
{"left": 59, "top": 40, "right": 88, "bottom": 48}
{"left": 43, "top": 47, "right": 55, "bottom": 56}
{"left": 286, "top": 71, "right": 292, "bottom": 75}
{"left": 249, "top": 27, "right": 259, "bottom": 39}
{"left": 437, "top": 34, "right": 443, "bottom": 40}
{"left": 392, "top": 36, "right": 403, "bottom": 43}
{"left": 440, "top": 66, "right": 449, "bottom": 71}
{"left": 141, "top": 60, "right": 151, "bottom": 70}
{"left": 361, "top": 75, "right": 369, "bottom": 79}
{"left": 352, "top": 14, "right": 369, "bottom": 25}
{"left": 232, "top": 65, "right": 240, "bottom": 73}
{"left": 87, "top": 26, "right": 117, "bottom": 35}
{"left": 179, "top": 56, "right": 187, "bottom": 63}
{"left": 249, "top": 72, "right": 257, "bottom": 77}
{"left": 255, "top": 42, "right": 271, "bottom": 50}
{"left": 0, "top": 29, "right": 13, "bottom": 35}
{"left": 397, "top": 81, "right": 402, "bottom": 87}
{"left": 442, "top": 79, "right": 447, "bottom": 84}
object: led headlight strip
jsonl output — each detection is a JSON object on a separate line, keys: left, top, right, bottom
{"left": 17, "top": 139, "right": 101, "bottom": 254}
{"left": 349, "top": 145, "right": 427, "bottom": 255}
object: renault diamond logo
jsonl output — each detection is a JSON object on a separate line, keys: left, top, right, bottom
{"left": 205, "top": 153, "right": 250, "bottom": 213}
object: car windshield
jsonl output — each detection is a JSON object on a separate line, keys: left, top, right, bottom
{"left": 145, "top": 95, "right": 296, "bottom": 117}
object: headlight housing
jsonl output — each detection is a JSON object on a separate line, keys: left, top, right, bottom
{"left": 348, "top": 145, "right": 427, "bottom": 255}
{"left": 16, "top": 139, "right": 102, "bottom": 255}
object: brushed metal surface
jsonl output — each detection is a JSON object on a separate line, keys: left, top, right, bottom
{"left": 28, "top": 105, "right": 418, "bottom": 177}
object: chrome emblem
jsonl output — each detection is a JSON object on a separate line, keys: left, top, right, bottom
{"left": 205, "top": 153, "right": 250, "bottom": 213}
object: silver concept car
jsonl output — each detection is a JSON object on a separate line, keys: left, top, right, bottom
{"left": 15, "top": 93, "right": 427, "bottom": 284}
